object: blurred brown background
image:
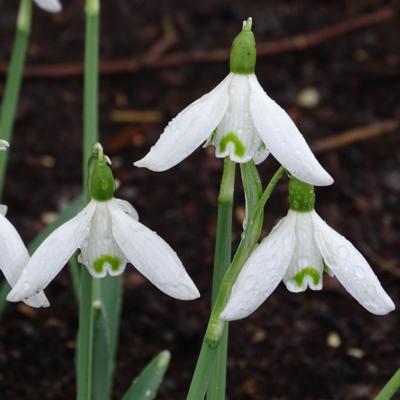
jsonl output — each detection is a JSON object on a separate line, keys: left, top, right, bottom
{"left": 0, "top": 0, "right": 399, "bottom": 399}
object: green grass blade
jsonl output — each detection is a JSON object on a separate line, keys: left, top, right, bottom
{"left": 206, "top": 158, "right": 235, "bottom": 400}
{"left": 122, "top": 350, "right": 171, "bottom": 400}
{"left": 0, "top": 0, "right": 32, "bottom": 194}
{"left": 375, "top": 368, "right": 400, "bottom": 400}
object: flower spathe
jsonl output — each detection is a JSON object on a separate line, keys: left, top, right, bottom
{"left": 221, "top": 207, "right": 395, "bottom": 321}
{"left": 7, "top": 197, "right": 200, "bottom": 303}
{"left": 33, "top": 0, "right": 62, "bottom": 12}
{"left": 135, "top": 19, "right": 333, "bottom": 187}
{"left": 0, "top": 205, "right": 49, "bottom": 308}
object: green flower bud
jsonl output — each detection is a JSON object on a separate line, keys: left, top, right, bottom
{"left": 288, "top": 177, "right": 315, "bottom": 212}
{"left": 229, "top": 17, "right": 256, "bottom": 75}
{"left": 88, "top": 143, "right": 115, "bottom": 201}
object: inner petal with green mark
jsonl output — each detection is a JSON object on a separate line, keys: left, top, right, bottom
{"left": 292, "top": 267, "right": 321, "bottom": 288}
{"left": 93, "top": 254, "right": 122, "bottom": 275}
{"left": 219, "top": 132, "right": 246, "bottom": 157}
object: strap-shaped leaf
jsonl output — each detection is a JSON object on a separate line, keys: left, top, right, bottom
{"left": 122, "top": 350, "right": 171, "bottom": 400}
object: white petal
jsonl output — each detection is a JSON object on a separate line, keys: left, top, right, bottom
{"left": 134, "top": 74, "right": 232, "bottom": 171}
{"left": 221, "top": 212, "right": 296, "bottom": 321}
{"left": 114, "top": 198, "right": 139, "bottom": 220}
{"left": 210, "top": 74, "right": 268, "bottom": 164}
{"left": 248, "top": 75, "right": 333, "bottom": 186}
{"left": 109, "top": 200, "right": 199, "bottom": 300}
{"left": 34, "top": 0, "right": 62, "bottom": 12}
{"left": 0, "top": 204, "right": 8, "bottom": 216}
{"left": 7, "top": 201, "right": 96, "bottom": 302}
{"left": 312, "top": 211, "right": 395, "bottom": 315}
{"left": 0, "top": 214, "right": 49, "bottom": 308}
{"left": 284, "top": 211, "right": 324, "bottom": 292}
{"left": 80, "top": 201, "right": 126, "bottom": 278}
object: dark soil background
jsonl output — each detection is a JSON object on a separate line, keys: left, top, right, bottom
{"left": 0, "top": 0, "right": 399, "bottom": 399}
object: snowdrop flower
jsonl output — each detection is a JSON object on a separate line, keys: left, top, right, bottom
{"left": 135, "top": 18, "right": 333, "bottom": 187}
{"left": 221, "top": 177, "right": 395, "bottom": 320}
{"left": 34, "top": 0, "right": 62, "bottom": 13}
{"left": 8, "top": 144, "right": 199, "bottom": 303}
{"left": 0, "top": 140, "right": 48, "bottom": 307}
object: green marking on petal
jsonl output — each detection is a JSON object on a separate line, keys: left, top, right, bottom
{"left": 293, "top": 267, "right": 321, "bottom": 288}
{"left": 219, "top": 132, "right": 246, "bottom": 157}
{"left": 93, "top": 255, "right": 121, "bottom": 274}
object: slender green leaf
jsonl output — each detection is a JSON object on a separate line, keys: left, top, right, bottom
{"left": 375, "top": 368, "right": 400, "bottom": 400}
{"left": 123, "top": 350, "right": 171, "bottom": 400}
{"left": 207, "top": 158, "right": 235, "bottom": 400}
{"left": 0, "top": 0, "right": 32, "bottom": 195}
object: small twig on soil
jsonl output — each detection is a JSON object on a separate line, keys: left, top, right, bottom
{"left": 0, "top": 7, "right": 395, "bottom": 79}
{"left": 312, "top": 119, "right": 399, "bottom": 153}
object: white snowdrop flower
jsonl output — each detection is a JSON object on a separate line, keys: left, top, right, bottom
{"left": 221, "top": 177, "right": 395, "bottom": 320}
{"left": 7, "top": 144, "right": 199, "bottom": 303}
{"left": 33, "top": 0, "right": 62, "bottom": 13}
{"left": 0, "top": 142, "right": 48, "bottom": 307}
{"left": 0, "top": 140, "right": 10, "bottom": 150}
{"left": 135, "top": 18, "right": 333, "bottom": 187}
{"left": 0, "top": 205, "right": 49, "bottom": 308}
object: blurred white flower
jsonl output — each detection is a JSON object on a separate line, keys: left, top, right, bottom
{"left": 7, "top": 198, "right": 200, "bottom": 303}
{"left": 0, "top": 205, "right": 48, "bottom": 308}
{"left": 221, "top": 209, "right": 395, "bottom": 320}
{"left": 34, "top": 0, "right": 62, "bottom": 13}
{"left": 134, "top": 72, "right": 333, "bottom": 187}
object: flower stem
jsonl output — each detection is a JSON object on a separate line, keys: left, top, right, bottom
{"left": 206, "top": 166, "right": 286, "bottom": 343}
{"left": 375, "top": 369, "right": 400, "bottom": 400}
{"left": 0, "top": 0, "right": 32, "bottom": 196}
{"left": 187, "top": 165, "right": 285, "bottom": 399}
{"left": 76, "top": 1, "right": 100, "bottom": 399}
{"left": 207, "top": 158, "right": 236, "bottom": 400}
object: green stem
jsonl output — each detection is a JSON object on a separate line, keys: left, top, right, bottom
{"left": 375, "top": 369, "right": 400, "bottom": 400}
{"left": 206, "top": 166, "right": 286, "bottom": 343}
{"left": 207, "top": 158, "right": 235, "bottom": 400}
{"left": 188, "top": 164, "right": 284, "bottom": 400}
{"left": 76, "top": 1, "right": 99, "bottom": 399}
{"left": 0, "top": 0, "right": 32, "bottom": 196}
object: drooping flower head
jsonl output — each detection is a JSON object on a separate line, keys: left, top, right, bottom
{"left": 135, "top": 18, "right": 333, "bottom": 187}
{"left": 0, "top": 140, "right": 48, "bottom": 307}
{"left": 221, "top": 177, "right": 395, "bottom": 320}
{"left": 33, "top": 0, "right": 62, "bottom": 13}
{"left": 8, "top": 144, "right": 200, "bottom": 303}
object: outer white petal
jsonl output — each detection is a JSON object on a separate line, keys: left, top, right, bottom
{"left": 0, "top": 214, "right": 49, "bottom": 307}
{"left": 109, "top": 200, "right": 199, "bottom": 300}
{"left": 7, "top": 201, "right": 96, "bottom": 302}
{"left": 248, "top": 75, "right": 333, "bottom": 186}
{"left": 0, "top": 204, "right": 8, "bottom": 216}
{"left": 221, "top": 212, "right": 296, "bottom": 321}
{"left": 34, "top": 0, "right": 62, "bottom": 12}
{"left": 312, "top": 211, "right": 395, "bottom": 315}
{"left": 134, "top": 74, "right": 232, "bottom": 171}
{"left": 114, "top": 198, "right": 139, "bottom": 220}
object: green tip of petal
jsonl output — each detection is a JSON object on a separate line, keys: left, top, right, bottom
{"left": 229, "top": 17, "right": 256, "bottom": 74}
{"left": 288, "top": 176, "right": 315, "bottom": 212}
{"left": 293, "top": 267, "right": 321, "bottom": 288}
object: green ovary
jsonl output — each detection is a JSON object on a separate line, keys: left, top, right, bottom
{"left": 93, "top": 255, "right": 121, "bottom": 274}
{"left": 219, "top": 132, "right": 246, "bottom": 157}
{"left": 293, "top": 267, "right": 321, "bottom": 288}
